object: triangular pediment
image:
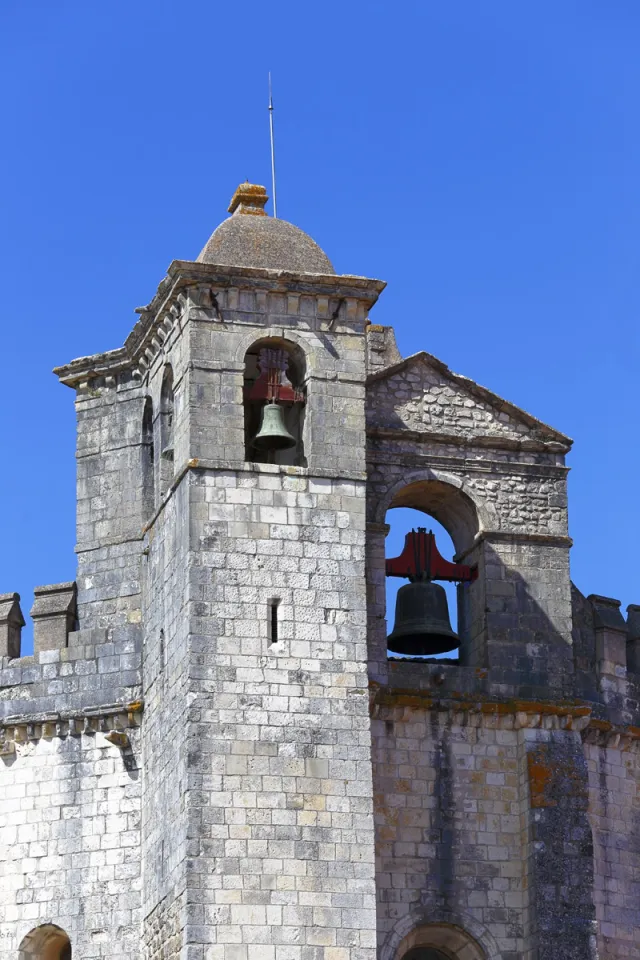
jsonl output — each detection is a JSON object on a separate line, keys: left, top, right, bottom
{"left": 366, "top": 352, "right": 571, "bottom": 451}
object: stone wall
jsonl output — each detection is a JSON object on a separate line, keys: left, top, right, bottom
{"left": 372, "top": 701, "right": 526, "bottom": 960}
{"left": 74, "top": 372, "right": 147, "bottom": 633}
{"left": 173, "top": 465, "right": 377, "bottom": 960}
{"left": 0, "top": 627, "right": 143, "bottom": 957}
{"left": 0, "top": 727, "right": 141, "bottom": 959}
{"left": 586, "top": 739, "right": 640, "bottom": 959}
{"left": 141, "top": 480, "right": 191, "bottom": 948}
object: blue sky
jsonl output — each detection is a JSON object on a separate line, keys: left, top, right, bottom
{"left": 1, "top": 2, "right": 638, "bottom": 653}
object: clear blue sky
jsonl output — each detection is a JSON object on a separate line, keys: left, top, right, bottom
{"left": 2, "top": 2, "right": 639, "bottom": 653}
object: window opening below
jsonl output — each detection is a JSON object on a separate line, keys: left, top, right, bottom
{"left": 268, "top": 599, "right": 281, "bottom": 644}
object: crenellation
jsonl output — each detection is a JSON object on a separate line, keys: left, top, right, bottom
{"left": 627, "top": 604, "right": 640, "bottom": 674}
{"left": 30, "top": 583, "right": 77, "bottom": 655}
{"left": 0, "top": 593, "right": 25, "bottom": 659}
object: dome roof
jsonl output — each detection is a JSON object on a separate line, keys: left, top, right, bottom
{"left": 196, "top": 183, "right": 335, "bottom": 275}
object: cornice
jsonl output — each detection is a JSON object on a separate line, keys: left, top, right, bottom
{"left": 54, "top": 260, "right": 386, "bottom": 388}
{"left": 0, "top": 700, "right": 143, "bottom": 755}
{"left": 367, "top": 447, "right": 569, "bottom": 476}
{"left": 367, "top": 425, "right": 570, "bottom": 456}
{"left": 369, "top": 686, "right": 640, "bottom": 750}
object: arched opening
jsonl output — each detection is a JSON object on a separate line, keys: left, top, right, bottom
{"left": 384, "top": 480, "right": 481, "bottom": 664}
{"left": 243, "top": 338, "right": 306, "bottom": 465}
{"left": 142, "top": 395, "right": 155, "bottom": 518}
{"left": 394, "top": 923, "right": 486, "bottom": 960}
{"left": 19, "top": 924, "right": 72, "bottom": 960}
{"left": 159, "top": 365, "right": 174, "bottom": 496}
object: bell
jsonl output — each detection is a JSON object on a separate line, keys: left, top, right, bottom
{"left": 253, "top": 402, "right": 296, "bottom": 451}
{"left": 388, "top": 580, "right": 459, "bottom": 656}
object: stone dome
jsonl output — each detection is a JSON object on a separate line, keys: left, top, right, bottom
{"left": 196, "top": 183, "right": 335, "bottom": 275}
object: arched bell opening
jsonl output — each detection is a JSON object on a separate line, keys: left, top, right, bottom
{"left": 18, "top": 924, "right": 72, "bottom": 960}
{"left": 393, "top": 924, "right": 486, "bottom": 960}
{"left": 384, "top": 480, "right": 481, "bottom": 664}
{"left": 243, "top": 338, "right": 307, "bottom": 466}
{"left": 159, "top": 364, "right": 175, "bottom": 497}
{"left": 142, "top": 395, "right": 155, "bottom": 518}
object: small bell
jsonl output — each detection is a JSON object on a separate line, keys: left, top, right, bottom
{"left": 253, "top": 402, "right": 296, "bottom": 451}
{"left": 388, "top": 580, "right": 458, "bottom": 656}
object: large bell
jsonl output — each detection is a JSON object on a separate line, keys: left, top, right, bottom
{"left": 253, "top": 401, "right": 296, "bottom": 451}
{"left": 388, "top": 580, "right": 459, "bottom": 656}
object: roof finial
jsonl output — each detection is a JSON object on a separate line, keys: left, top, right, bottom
{"left": 228, "top": 183, "right": 269, "bottom": 216}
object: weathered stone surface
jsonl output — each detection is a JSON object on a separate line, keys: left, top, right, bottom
{"left": 30, "top": 582, "right": 77, "bottom": 654}
{"left": 0, "top": 593, "right": 25, "bottom": 658}
{"left": 197, "top": 183, "right": 336, "bottom": 274}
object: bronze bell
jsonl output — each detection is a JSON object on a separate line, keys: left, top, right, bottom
{"left": 253, "top": 401, "right": 296, "bottom": 451}
{"left": 388, "top": 579, "right": 459, "bottom": 656}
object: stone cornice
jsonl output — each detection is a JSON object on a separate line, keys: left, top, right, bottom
{"left": 367, "top": 426, "right": 570, "bottom": 456}
{"left": 455, "top": 530, "right": 574, "bottom": 561}
{"left": 369, "top": 686, "right": 640, "bottom": 750}
{"left": 54, "top": 260, "right": 386, "bottom": 388}
{"left": 367, "top": 448, "right": 569, "bottom": 477}
{"left": 0, "top": 700, "right": 143, "bottom": 753}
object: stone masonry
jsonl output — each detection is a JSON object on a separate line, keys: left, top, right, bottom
{"left": 1, "top": 182, "right": 638, "bottom": 960}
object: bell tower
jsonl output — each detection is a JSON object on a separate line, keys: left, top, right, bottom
{"left": 4, "top": 178, "right": 639, "bottom": 960}
{"left": 128, "top": 184, "right": 384, "bottom": 958}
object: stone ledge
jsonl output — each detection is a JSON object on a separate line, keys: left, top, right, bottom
{"left": 0, "top": 699, "right": 143, "bottom": 743}
{"left": 370, "top": 684, "right": 640, "bottom": 750}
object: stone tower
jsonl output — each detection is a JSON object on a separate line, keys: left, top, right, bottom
{"left": 1, "top": 183, "right": 639, "bottom": 960}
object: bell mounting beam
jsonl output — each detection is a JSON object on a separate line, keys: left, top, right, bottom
{"left": 246, "top": 347, "right": 305, "bottom": 404}
{"left": 385, "top": 529, "right": 476, "bottom": 583}
{"left": 246, "top": 378, "right": 304, "bottom": 403}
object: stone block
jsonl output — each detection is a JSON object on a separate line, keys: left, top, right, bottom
{"left": 0, "top": 592, "right": 25, "bottom": 658}
{"left": 627, "top": 604, "right": 640, "bottom": 674}
{"left": 30, "top": 582, "right": 77, "bottom": 654}
{"left": 589, "top": 594, "right": 627, "bottom": 677}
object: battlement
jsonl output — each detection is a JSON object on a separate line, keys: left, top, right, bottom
{"left": 0, "top": 583, "right": 77, "bottom": 659}
{"left": 0, "top": 584, "right": 142, "bottom": 726}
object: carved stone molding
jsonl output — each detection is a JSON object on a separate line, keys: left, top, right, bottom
{"left": 0, "top": 700, "right": 143, "bottom": 748}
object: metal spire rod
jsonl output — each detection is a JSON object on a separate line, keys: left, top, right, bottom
{"left": 268, "top": 72, "right": 278, "bottom": 218}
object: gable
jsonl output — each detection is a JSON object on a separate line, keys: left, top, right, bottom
{"left": 366, "top": 352, "right": 571, "bottom": 451}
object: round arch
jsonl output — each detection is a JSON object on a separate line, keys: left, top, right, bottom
{"left": 243, "top": 335, "right": 307, "bottom": 385}
{"left": 380, "top": 911, "right": 501, "bottom": 960}
{"left": 375, "top": 469, "right": 499, "bottom": 555}
{"left": 242, "top": 335, "right": 307, "bottom": 466}
{"left": 394, "top": 926, "right": 485, "bottom": 960}
{"left": 19, "top": 924, "right": 71, "bottom": 960}
{"left": 234, "top": 327, "right": 310, "bottom": 371}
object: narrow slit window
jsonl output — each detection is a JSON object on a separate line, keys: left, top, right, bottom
{"left": 268, "top": 599, "right": 281, "bottom": 644}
